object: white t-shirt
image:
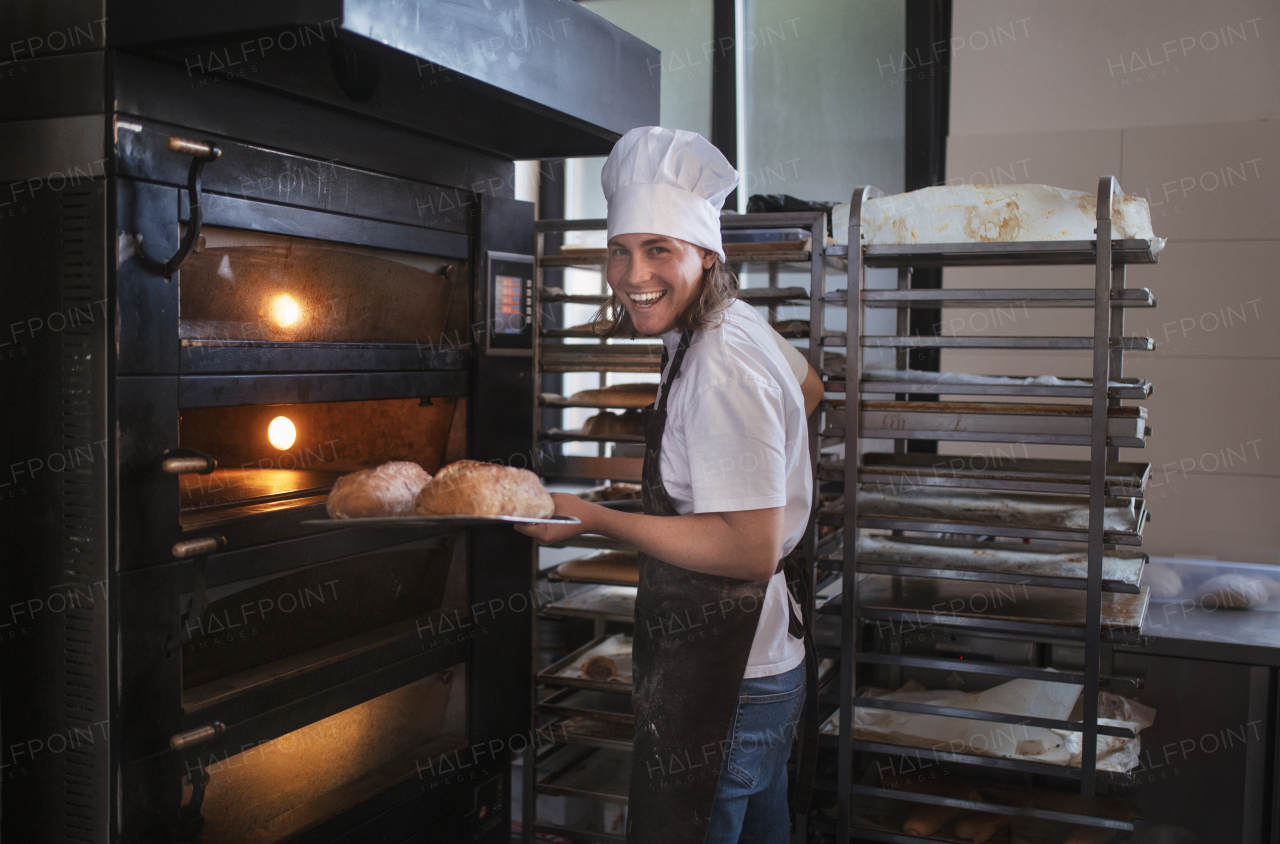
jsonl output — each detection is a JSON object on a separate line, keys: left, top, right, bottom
{"left": 658, "top": 299, "right": 812, "bottom": 678}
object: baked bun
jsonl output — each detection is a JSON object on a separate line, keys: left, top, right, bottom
{"left": 568, "top": 383, "right": 658, "bottom": 408}
{"left": 414, "top": 459, "right": 554, "bottom": 518}
{"left": 581, "top": 409, "right": 644, "bottom": 438}
{"left": 327, "top": 461, "right": 433, "bottom": 518}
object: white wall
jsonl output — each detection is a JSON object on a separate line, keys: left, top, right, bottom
{"left": 944, "top": 0, "right": 1280, "bottom": 564}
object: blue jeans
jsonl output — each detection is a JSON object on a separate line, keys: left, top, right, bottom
{"left": 705, "top": 664, "right": 805, "bottom": 844}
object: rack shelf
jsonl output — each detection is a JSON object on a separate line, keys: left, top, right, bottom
{"left": 827, "top": 178, "right": 1159, "bottom": 844}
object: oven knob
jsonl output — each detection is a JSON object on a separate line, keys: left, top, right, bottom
{"left": 171, "top": 536, "right": 226, "bottom": 559}
{"left": 169, "top": 721, "right": 226, "bottom": 751}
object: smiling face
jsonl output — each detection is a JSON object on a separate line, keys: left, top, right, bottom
{"left": 605, "top": 233, "right": 718, "bottom": 336}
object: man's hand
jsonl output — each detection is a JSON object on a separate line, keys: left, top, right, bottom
{"left": 514, "top": 492, "right": 602, "bottom": 545}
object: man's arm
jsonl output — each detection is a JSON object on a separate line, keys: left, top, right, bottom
{"left": 800, "top": 362, "right": 823, "bottom": 417}
{"left": 515, "top": 493, "right": 783, "bottom": 582}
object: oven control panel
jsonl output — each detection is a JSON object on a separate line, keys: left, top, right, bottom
{"left": 486, "top": 251, "right": 534, "bottom": 352}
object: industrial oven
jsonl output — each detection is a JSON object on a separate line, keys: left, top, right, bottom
{"left": 0, "top": 3, "right": 658, "bottom": 841}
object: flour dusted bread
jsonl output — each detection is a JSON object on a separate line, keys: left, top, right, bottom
{"left": 569, "top": 383, "right": 658, "bottom": 408}
{"left": 326, "top": 461, "right": 433, "bottom": 518}
{"left": 581, "top": 409, "right": 644, "bottom": 437}
{"left": 414, "top": 459, "right": 554, "bottom": 518}
{"left": 552, "top": 552, "right": 640, "bottom": 586}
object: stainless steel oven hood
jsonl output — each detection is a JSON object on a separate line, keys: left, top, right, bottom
{"left": 96, "top": 0, "right": 661, "bottom": 158}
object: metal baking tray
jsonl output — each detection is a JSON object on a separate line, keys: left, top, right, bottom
{"left": 828, "top": 401, "right": 1148, "bottom": 447}
{"left": 542, "top": 585, "right": 637, "bottom": 623}
{"left": 822, "top": 576, "right": 1151, "bottom": 636}
{"left": 822, "top": 454, "right": 1151, "bottom": 498}
{"left": 539, "top": 342, "right": 662, "bottom": 373}
{"left": 540, "top": 391, "right": 656, "bottom": 409}
{"left": 819, "top": 488, "right": 1147, "bottom": 545}
{"left": 844, "top": 534, "right": 1146, "bottom": 593}
{"left": 860, "top": 372, "right": 1152, "bottom": 400}
{"left": 538, "top": 633, "right": 633, "bottom": 693}
{"left": 541, "top": 428, "right": 645, "bottom": 444}
{"left": 543, "top": 716, "right": 635, "bottom": 751}
{"left": 538, "top": 687, "right": 634, "bottom": 726}
{"left": 860, "top": 286, "right": 1156, "bottom": 309}
{"left": 304, "top": 514, "right": 579, "bottom": 528}
{"left": 536, "top": 746, "right": 632, "bottom": 804}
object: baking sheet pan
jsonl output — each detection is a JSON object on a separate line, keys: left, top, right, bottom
{"left": 303, "top": 514, "right": 580, "bottom": 528}
{"left": 538, "top": 633, "right": 633, "bottom": 693}
{"left": 542, "top": 585, "right": 637, "bottom": 623}
{"left": 538, "top": 687, "right": 634, "bottom": 726}
{"left": 536, "top": 746, "right": 632, "bottom": 804}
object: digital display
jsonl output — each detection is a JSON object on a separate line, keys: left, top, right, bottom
{"left": 487, "top": 253, "right": 534, "bottom": 350}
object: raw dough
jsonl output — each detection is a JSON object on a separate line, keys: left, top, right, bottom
{"left": 1195, "top": 574, "right": 1270, "bottom": 610}
{"left": 568, "top": 383, "right": 657, "bottom": 407}
{"left": 414, "top": 460, "right": 554, "bottom": 518}
{"left": 1141, "top": 563, "right": 1183, "bottom": 599}
{"left": 326, "top": 461, "right": 432, "bottom": 518}
{"left": 953, "top": 810, "right": 1010, "bottom": 843}
{"left": 582, "top": 409, "right": 645, "bottom": 438}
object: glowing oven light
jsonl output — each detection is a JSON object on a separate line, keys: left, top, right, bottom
{"left": 269, "top": 294, "right": 302, "bottom": 328}
{"left": 267, "top": 416, "right": 296, "bottom": 451}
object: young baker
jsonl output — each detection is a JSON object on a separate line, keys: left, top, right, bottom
{"left": 517, "top": 126, "right": 819, "bottom": 844}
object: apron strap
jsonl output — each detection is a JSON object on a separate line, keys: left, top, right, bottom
{"left": 656, "top": 330, "right": 693, "bottom": 415}
{"left": 782, "top": 551, "right": 820, "bottom": 817}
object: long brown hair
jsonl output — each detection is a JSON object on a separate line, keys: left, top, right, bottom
{"left": 590, "top": 258, "right": 739, "bottom": 338}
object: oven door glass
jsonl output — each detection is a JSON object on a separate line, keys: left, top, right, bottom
{"left": 179, "top": 226, "right": 468, "bottom": 345}
{"left": 178, "top": 396, "right": 465, "bottom": 525}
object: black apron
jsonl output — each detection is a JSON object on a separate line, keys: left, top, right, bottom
{"left": 626, "top": 330, "right": 819, "bottom": 844}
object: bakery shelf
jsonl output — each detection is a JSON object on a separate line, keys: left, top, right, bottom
{"left": 539, "top": 392, "right": 655, "bottom": 409}
{"left": 857, "top": 371, "right": 1152, "bottom": 400}
{"left": 845, "top": 238, "right": 1160, "bottom": 267}
{"left": 819, "top": 577, "right": 1150, "bottom": 641}
{"left": 539, "top": 240, "right": 810, "bottom": 268}
{"left": 849, "top": 696, "right": 1136, "bottom": 738}
{"left": 539, "top": 342, "right": 662, "bottom": 373}
{"left": 543, "top": 716, "right": 635, "bottom": 751}
{"left": 536, "top": 746, "right": 632, "bottom": 804}
{"left": 851, "top": 652, "right": 1142, "bottom": 690}
{"left": 538, "top": 455, "right": 642, "bottom": 483}
{"left": 860, "top": 286, "right": 1155, "bottom": 308}
{"left": 851, "top": 334, "right": 1155, "bottom": 351}
{"left": 537, "top": 633, "right": 633, "bottom": 694}
{"left": 822, "top": 454, "right": 1151, "bottom": 497}
{"left": 818, "top": 490, "right": 1148, "bottom": 545}
{"left": 825, "top": 401, "right": 1148, "bottom": 447}
{"left": 540, "top": 428, "right": 645, "bottom": 445}
{"left": 531, "top": 822, "right": 626, "bottom": 844}
{"left": 825, "top": 534, "right": 1145, "bottom": 593}
{"left": 541, "top": 584, "right": 637, "bottom": 623}
{"left": 537, "top": 687, "right": 634, "bottom": 726}
{"left": 845, "top": 784, "right": 1138, "bottom": 836}
{"left": 546, "top": 551, "right": 638, "bottom": 585}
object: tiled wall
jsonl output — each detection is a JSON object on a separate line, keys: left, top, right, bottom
{"left": 942, "top": 1, "right": 1279, "bottom": 563}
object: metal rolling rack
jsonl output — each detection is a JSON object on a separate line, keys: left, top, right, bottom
{"left": 821, "top": 177, "right": 1161, "bottom": 843}
{"left": 521, "top": 211, "right": 833, "bottom": 843}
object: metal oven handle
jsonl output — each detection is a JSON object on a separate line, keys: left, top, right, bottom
{"left": 170, "top": 722, "right": 226, "bottom": 751}
{"left": 161, "top": 448, "right": 218, "bottom": 475}
{"left": 164, "top": 136, "right": 222, "bottom": 278}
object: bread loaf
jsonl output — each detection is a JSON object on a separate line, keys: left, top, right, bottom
{"left": 581, "top": 409, "right": 645, "bottom": 438}
{"left": 553, "top": 552, "right": 640, "bottom": 585}
{"left": 885, "top": 776, "right": 982, "bottom": 837}
{"left": 582, "top": 655, "right": 618, "bottom": 680}
{"left": 414, "top": 460, "right": 554, "bottom": 518}
{"left": 953, "top": 810, "right": 1010, "bottom": 843}
{"left": 581, "top": 483, "right": 642, "bottom": 502}
{"left": 570, "top": 384, "right": 658, "bottom": 408}
{"left": 326, "top": 461, "right": 433, "bottom": 518}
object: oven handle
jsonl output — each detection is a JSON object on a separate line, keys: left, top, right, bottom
{"left": 170, "top": 721, "right": 226, "bottom": 751}
{"left": 164, "top": 135, "right": 222, "bottom": 279}
{"left": 161, "top": 448, "right": 218, "bottom": 475}
{"left": 172, "top": 536, "right": 225, "bottom": 559}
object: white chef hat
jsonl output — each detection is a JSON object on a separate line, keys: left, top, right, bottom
{"left": 601, "top": 126, "right": 739, "bottom": 262}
